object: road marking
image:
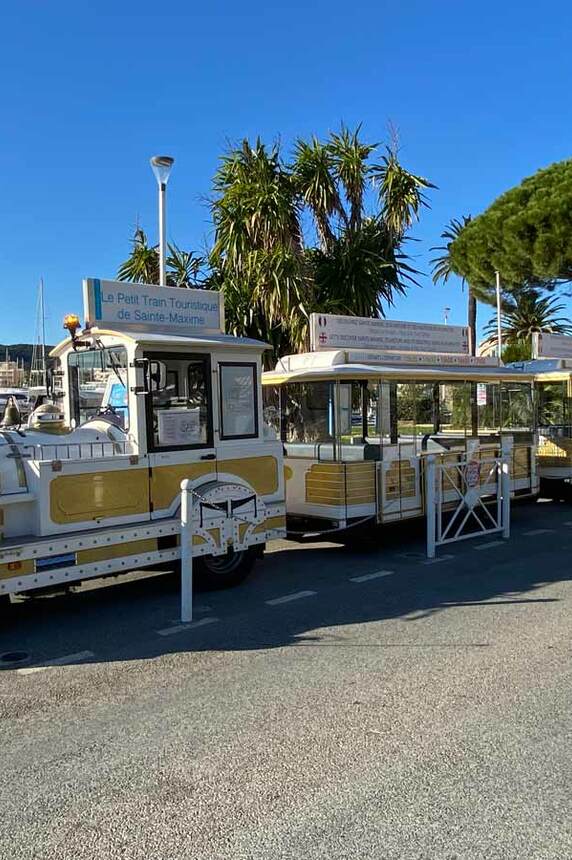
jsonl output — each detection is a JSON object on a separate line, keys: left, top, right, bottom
{"left": 349, "top": 570, "right": 395, "bottom": 583}
{"left": 17, "top": 650, "right": 95, "bottom": 676}
{"left": 421, "top": 554, "right": 455, "bottom": 565}
{"left": 474, "top": 540, "right": 505, "bottom": 551}
{"left": 522, "top": 528, "right": 555, "bottom": 536}
{"left": 266, "top": 590, "right": 317, "bottom": 606}
{"left": 156, "top": 617, "right": 219, "bottom": 636}
{"left": 563, "top": 521, "right": 572, "bottom": 527}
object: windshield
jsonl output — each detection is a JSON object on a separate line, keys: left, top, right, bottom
{"left": 68, "top": 347, "right": 129, "bottom": 429}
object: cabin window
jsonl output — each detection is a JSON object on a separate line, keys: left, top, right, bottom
{"left": 500, "top": 383, "right": 533, "bottom": 431}
{"left": 146, "top": 353, "right": 212, "bottom": 450}
{"left": 538, "top": 381, "right": 569, "bottom": 430}
{"left": 68, "top": 346, "right": 129, "bottom": 429}
{"left": 283, "top": 382, "right": 334, "bottom": 444}
{"left": 338, "top": 382, "right": 367, "bottom": 441}
{"left": 262, "top": 385, "right": 281, "bottom": 439}
{"left": 474, "top": 383, "right": 499, "bottom": 432}
{"left": 439, "top": 383, "right": 471, "bottom": 436}
{"left": 396, "top": 383, "right": 437, "bottom": 437}
{"left": 219, "top": 362, "right": 258, "bottom": 440}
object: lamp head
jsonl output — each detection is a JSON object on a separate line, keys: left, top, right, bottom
{"left": 150, "top": 155, "right": 174, "bottom": 186}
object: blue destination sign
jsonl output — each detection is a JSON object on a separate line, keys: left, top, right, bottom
{"left": 83, "top": 278, "right": 223, "bottom": 335}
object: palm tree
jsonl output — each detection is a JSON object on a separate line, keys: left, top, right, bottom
{"left": 118, "top": 228, "right": 205, "bottom": 287}
{"left": 372, "top": 148, "right": 434, "bottom": 238}
{"left": 118, "top": 227, "right": 159, "bottom": 284}
{"left": 209, "top": 139, "right": 307, "bottom": 362}
{"left": 430, "top": 216, "right": 497, "bottom": 355}
{"left": 210, "top": 126, "right": 433, "bottom": 363}
{"left": 481, "top": 289, "right": 572, "bottom": 357}
{"left": 291, "top": 136, "right": 343, "bottom": 251}
{"left": 168, "top": 243, "right": 205, "bottom": 287}
{"left": 294, "top": 130, "right": 431, "bottom": 332}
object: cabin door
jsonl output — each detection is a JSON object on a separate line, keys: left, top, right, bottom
{"left": 143, "top": 351, "right": 217, "bottom": 518}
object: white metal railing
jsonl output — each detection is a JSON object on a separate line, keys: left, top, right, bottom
{"left": 425, "top": 438, "right": 512, "bottom": 559}
{"left": 13, "top": 438, "right": 137, "bottom": 462}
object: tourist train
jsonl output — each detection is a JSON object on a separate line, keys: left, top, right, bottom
{"left": 3, "top": 297, "right": 563, "bottom": 606}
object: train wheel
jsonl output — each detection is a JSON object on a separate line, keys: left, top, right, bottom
{"left": 195, "top": 547, "right": 257, "bottom": 590}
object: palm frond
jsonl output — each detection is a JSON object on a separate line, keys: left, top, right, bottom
{"left": 373, "top": 148, "right": 435, "bottom": 238}
{"left": 327, "top": 124, "right": 376, "bottom": 231}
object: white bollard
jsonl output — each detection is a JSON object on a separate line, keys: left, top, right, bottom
{"left": 426, "top": 455, "right": 436, "bottom": 559}
{"left": 501, "top": 438, "right": 512, "bottom": 540}
{"left": 180, "top": 479, "right": 194, "bottom": 623}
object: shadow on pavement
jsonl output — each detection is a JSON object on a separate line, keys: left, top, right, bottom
{"left": 0, "top": 499, "right": 570, "bottom": 670}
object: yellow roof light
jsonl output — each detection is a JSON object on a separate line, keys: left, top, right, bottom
{"left": 63, "top": 313, "right": 81, "bottom": 339}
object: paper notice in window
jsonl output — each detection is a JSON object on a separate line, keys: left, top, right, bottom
{"left": 477, "top": 384, "right": 487, "bottom": 406}
{"left": 157, "top": 408, "right": 202, "bottom": 446}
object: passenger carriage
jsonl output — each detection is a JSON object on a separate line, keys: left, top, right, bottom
{"left": 507, "top": 334, "right": 572, "bottom": 498}
{"left": 263, "top": 315, "right": 538, "bottom": 537}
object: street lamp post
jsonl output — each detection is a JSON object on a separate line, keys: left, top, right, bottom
{"left": 495, "top": 270, "right": 503, "bottom": 364}
{"left": 150, "top": 155, "right": 175, "bottom": 286}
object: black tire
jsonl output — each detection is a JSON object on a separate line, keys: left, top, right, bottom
{"left": 195, "top": 547, "right": 257, "bottom": 590}
{"left": 539, "top": 478, "right": 571, "bottom": 502}
{"left": 0, "top": 594, "right": 11, "bottom": 620}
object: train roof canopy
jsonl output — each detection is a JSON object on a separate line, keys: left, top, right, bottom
{"left": 50, "top": 327, "right": 268, "bottom": 358}
{"left": 263, "top": 350, "right": 535, "bottom": 384}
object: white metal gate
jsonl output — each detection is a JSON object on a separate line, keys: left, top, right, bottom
{"left": 425, "top": 438, "right": 512, "bottom": 558}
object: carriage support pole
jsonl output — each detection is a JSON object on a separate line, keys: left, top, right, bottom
{"left": 501, "top": 437, "right": 512, "bottom": 540}
{"left": 180, "top": 479, "right": 194, "bottom": 623}
{"left": 426, "top": 455, "right": 437, "bottom": 559}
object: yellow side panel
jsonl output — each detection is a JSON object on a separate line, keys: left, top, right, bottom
{"left": 476, "top": 449, "right": 499, "bottom": 486}
{"left": 50, "top": 469, "right": 149, "bottom": 524}
{"left": 218, "top": 456, "right": 279, "bottom": 496}
{"left": 0, "top": 559, "right": 34, "bottom": 580}
{"left": 150, "top": 462, "right": 215, "bottom": 511}
{"left": 76, "top": 538, "right": 158, "bottom": 564}
{"left": 440, "top": 453, "right": 461, "bottom": 492}
{"left": 207, "top": 527, "right": 221, "bottom": 547}
{"left": 512, "top": 445, "right": 531, "bottom": 479}
{"left": 253, "top": 514, "right": 286, "bottom": 533}
{"left": 385, "top": 460, "right": 417, "bottom": 501}
{"left": 305, "top": 463, "right": 345, "bottom": 505}
{"left": 151, "top": 456, "right": 279, "bottom": 513}
{"left": 305, "top": 462, "right": 375, "bottom": 506}
{"left": 345, "top": 462, "right": 375, "bottom": 504}
{"left": 537, "top": 437, "right": 572, "bottom": 468}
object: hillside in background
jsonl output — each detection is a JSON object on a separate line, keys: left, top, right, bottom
{"left": 0, "top": 344, "right": 55, "bottom": 370}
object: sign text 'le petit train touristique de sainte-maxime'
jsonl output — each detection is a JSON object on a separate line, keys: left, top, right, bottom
{"left": 83, "top": 278, "right": 223, "bottom": 335}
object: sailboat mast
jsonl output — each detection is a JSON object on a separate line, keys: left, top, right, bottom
{"left": 40, "top": 277, "right": 47, "bottom": 389}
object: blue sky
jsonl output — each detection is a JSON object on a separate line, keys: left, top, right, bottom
{"left": 1, "top": 0, "right": 571, "bottom": 346}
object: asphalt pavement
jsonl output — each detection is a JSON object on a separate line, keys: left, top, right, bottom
{"left": 1, "top": 499, "right": 571, "bottom": 859}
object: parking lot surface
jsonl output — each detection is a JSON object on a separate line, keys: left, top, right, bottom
{"left": 1, "top": 498, "right": 571, "bottom": 859}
